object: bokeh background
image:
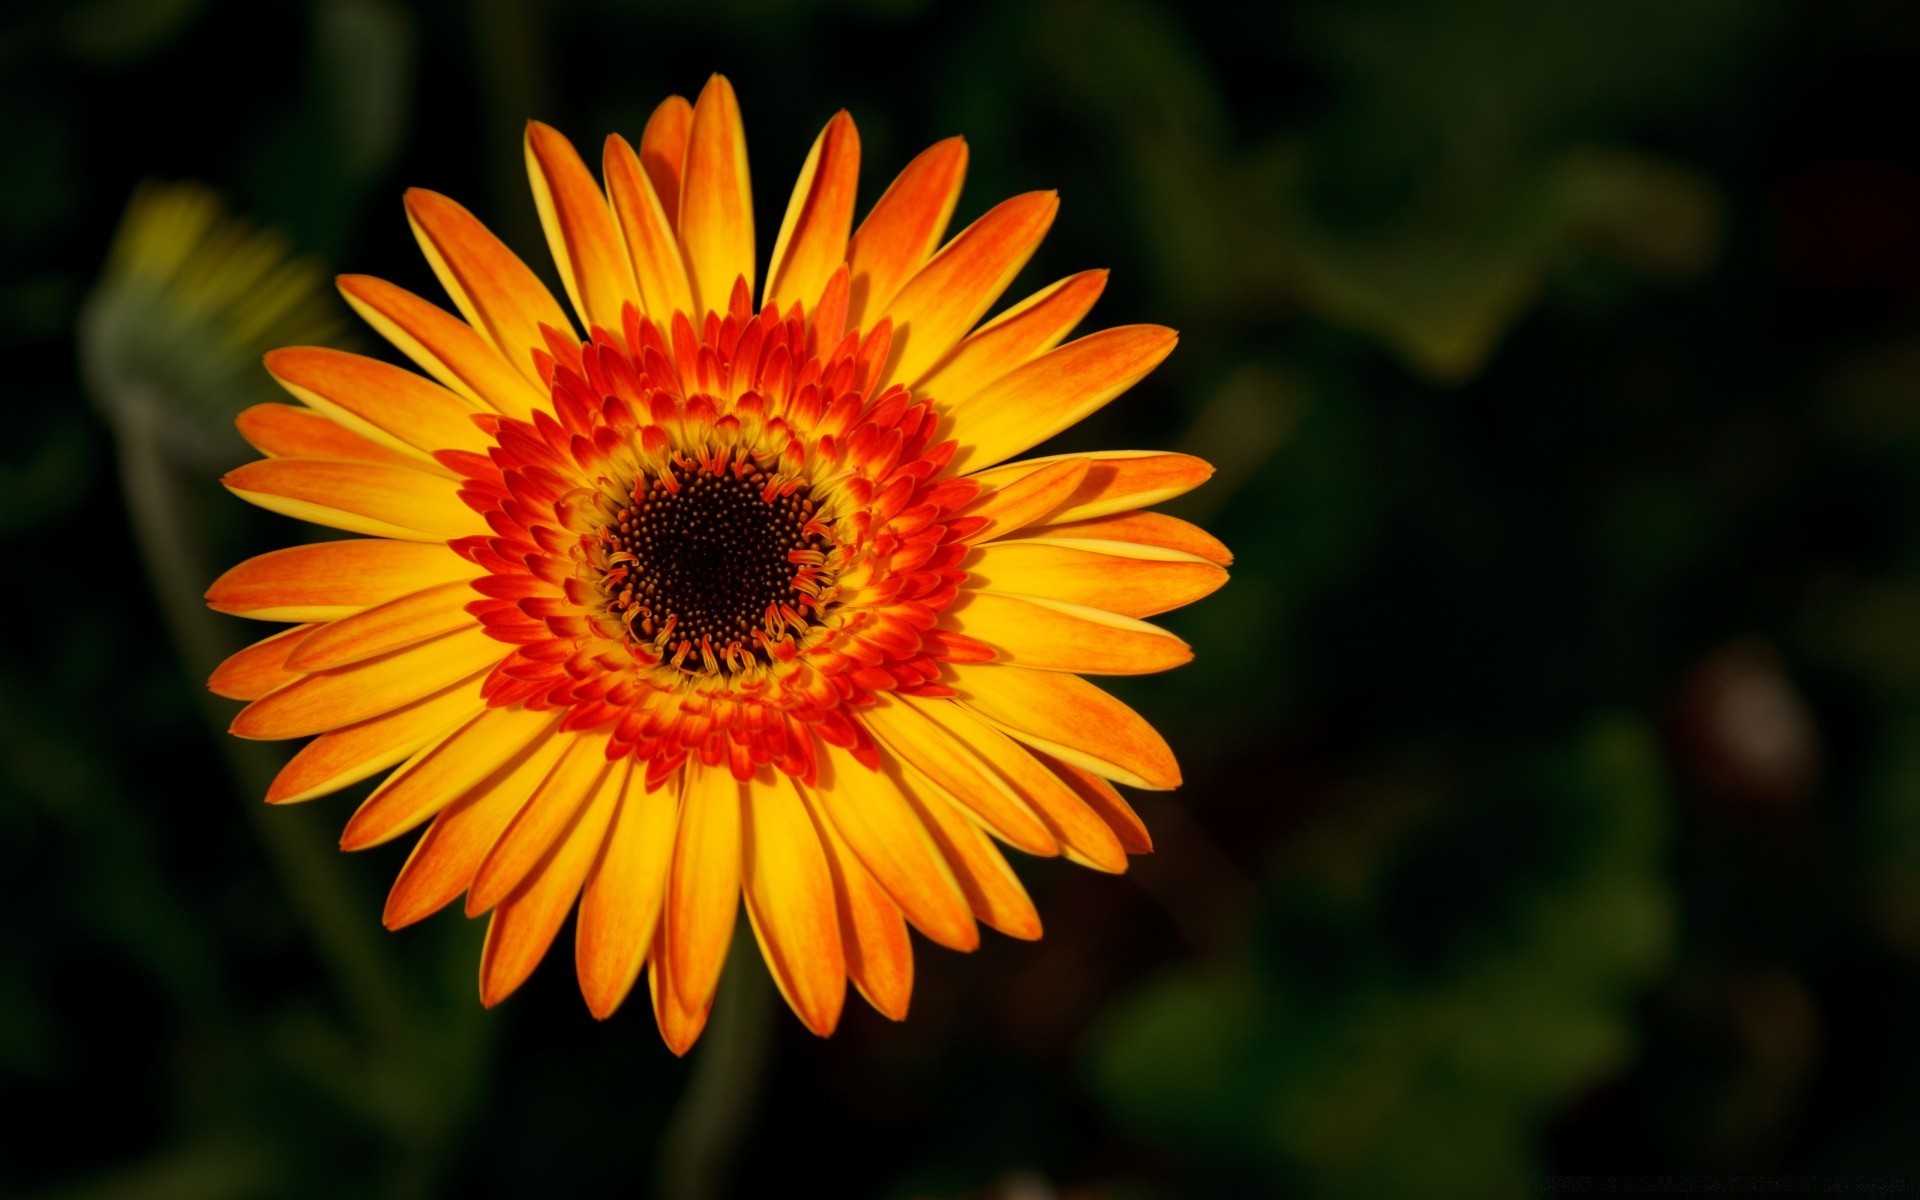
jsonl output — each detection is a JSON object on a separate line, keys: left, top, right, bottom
{"left": 5, "top": 0, "right": 1919, "bottom": 1196}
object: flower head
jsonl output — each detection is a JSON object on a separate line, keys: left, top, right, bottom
{"left": 209, "top": 75, "right": 1228, "bottom": 1052}
{"left": 81, "top": 182, "right": 343, "bottom": 462}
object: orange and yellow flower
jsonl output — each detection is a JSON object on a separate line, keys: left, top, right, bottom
{"left": 208, "top": 75, "right": 1228, "bottom": 1053}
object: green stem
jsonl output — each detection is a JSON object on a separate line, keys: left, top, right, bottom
{"left": 658, "top": 932, "right": 775, "bottom": 1200}
{"left": 114, "top": 401, "right": 411, "bottom": 1045}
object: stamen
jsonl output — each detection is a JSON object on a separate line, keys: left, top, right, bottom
{"left": 594, "top": 457, "right": 832, "bottom": 674}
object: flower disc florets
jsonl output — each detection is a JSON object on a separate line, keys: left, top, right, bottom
{"left": 445, "top": 279, "right": 989, "bottom": 791}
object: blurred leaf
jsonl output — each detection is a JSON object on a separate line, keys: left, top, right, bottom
{"left": 60, "top": 0, "right": 207, "bottom": 63}
{"left": 1267, "top": 148, "right": 1724, "bottom": 383}
{"left": 316, "top": 0, "right": 415, "bottom": 183}
{"left": 0, "top": 407, "right": 96, "bottom": 538}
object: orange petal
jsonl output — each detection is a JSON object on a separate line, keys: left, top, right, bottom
{"left": 892, "top": 761, "right": 1042, "bottom": 940}
{"left": 526, "top": 121, "right": 640, "bottom": 333}
{"left": 845, "top": 137, "right": 968, "bottom": 331}
{"left": 876, "top": 191, "right": 1058, "bottom": 391}
{"left": 1011, "top": 510, "right": 1232, "bottom": 566}
{"left": 742, "top": 773, "right": 846, "bottom": 1037}
{"left": 467, "top": 730, "right": 615, "bottom": 916}
{"left": 946, "top": 325, "right": 1177, "bottom": 473}
{"left": 649, "top": 944, "right": 713, "bottom": 1056}
{"left": 404, "top": 187, "right": 576, "bottom": 385}
{"left": 604, "top": 134, "right": 696, "bottom": 324}
{"left": 956, "top": 456, "right": 1090, "bottom": 543}
{"left": 382, "top": 728, "right": 570, "bottom": 929}
{"left": 807, "top": 790, "right": 914, "bottom": 1020}
{"left": 947, "top": 662, "right": 1181, "bottom": 792}
{"left": 231, "top": 624, "right": 504, "bottom": 741}
{"left": 861, "top": 695, "right": 1058, "bottom": 856}
{"left": 207, "top": 539, "right": 478, "bottom": 622}
{"left": 663, "top": 764, "right": 743, "bottom": 1011}
{"left": 236, "top": 404, "right": 423, "bottom": 470}
{"left": 913, "top": 269, "right": 1107, "bottom": 406}
{"left": 1037, "top": 750, "right": 1152, "bottom": 855}
{"left": 943, "top": 591, "right": 1191, "bottom": 675}
{"left": 343, "top": 703, "right": 561, "bottom": 850}
{"left": 965, "top": 538, "right": 1227, "bottom": 619}
{"left": 900, "top": 694, "right": 1127, "bottom": 873}
{"left": 209, "top": 624, "right": 312, "bottom": 701}
{"left": 640, "top": 95, "right": 694, "bottom": 230}
{"left": 479, "top": 763, "right": 623, "bottom": 1008}
{"left": 802, "top": 743, "right": 977, "bottom": 952}
{"left": 266, "top": 677, "right": 485, "bottom": 805}
{"left": 222, "top": 458, "right": 483, "bottom": 542}
{"left": 265, "top": 347, "right": 492, "bottom": 462}
{"left": 284, "top": 580, "right": 479, "bottom": 671}
{"left": 764, "top": 111, "right": 860, "bottom": 312}
{"left": 337, "top": 274, "right": 547, "bottom": 418}
{"left": 967, "top": 450, "right": 1215, "bottom": 525}
{"left": 576, "top": 767, "right": 683, "bottom": 1019}
{"left": 677, "top": 75, "right": 754, "bottom": 316}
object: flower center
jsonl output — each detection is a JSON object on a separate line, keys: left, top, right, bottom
{"left": 594, "top": 457, "right": 833, "bottom": 675}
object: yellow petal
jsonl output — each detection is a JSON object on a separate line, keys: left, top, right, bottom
{"left": 956, "top": 456, "right": 1090, "bottom": 542}
{"left": 603, "top": 134, "right": 696, "bottom": 325}
{"left": 942, "top": 590, "right": 1192, "bottom": 675}
{"left": 900, "top": 694, "right": 1127, "bottom": 872}
{"left": 913, "top": 269, "right": 1107, "bottom": 406}
{"left": 478, "top": 759, "right": 625, "bottom": 1007}
{"left": 801, "top": 743, "right": 977, "bottom": 952}
{"left": 809, "top": 788, "right": 914, "bottom": 1021}
{"left": 966, "top": 450, "right": 1216, "bottom": 524}
{"left": 265, "top": 347, "right": 492, "bottom": 464}
{"left": 946, "top": 325, "right": 1177, "bottom": 473}
{"left": 236, "top": 404, "right": 424, "bottom": 470}
{"left": 266, "top": 677, "right": 484, "bottom": 805}
{"left": 576, "top": 767, "right": 682, "bottom": 1019}
{"left": 663, "top": 763, "right": 743, "bottom": 1011}
{"left": 947, "top": 661, "right": 1181, "bottom": 791}
{"left": 231, "top": 624, "right": 504, "bottom": 740}
{"left": 861, "top": 694, "right": 1058, "bottom": 855}
{"left": 1037, "top": 750, "right": 1153, "bottom": 855}
{"left": 649, "top": 943, "right": 713, "bottom": 1056}
{"left": 208, "top": 624, "right": 311, "bottom": 701}
{"left": 1009, "top": 509, "right": 1232, "bottom": 566}
{"left": 965, "top": 537, "right": 1227, "bottom": 618}
{"left": 845, "top": 137, "right": 968, "bottom": 331}
{"left": 742, "top": 772, "right": 846, "bottom": 1037}
{"left": 526, "top": 120, "right": 640, "bottom": 333}
{"left": 677, "top": 75, "right": 754, "bottom": 316}
{"left": 337, "top": 273, "right": 547, "bottom": 418}
{"left": 222, "top": 458, "right": 483, "bottom": 542}
{"left": 343, "top": 703, "right": 561, "bottom": 850}
{"left": 877, "top": 191, "right": 1058, "bottom": 391}
{"left": 765, "top": 111, "right": 860, "bottom": 312}
{"left": 207, "top": 538, "right": 478, "bottom": 623}
{"left": 404, "top": 187, "right": 576, "bottom": 385}
{"left": 284, "top": 580, "right": 479, "bottom": 671}
{"left": 640, "top": 95, "right": 694, "bottom": 230}
{"left": 382, "top": 728, "right": 570, "bottom": 928}
{"left": 892, "top": 760, "right": 1042, "bottom": 939}
{"left": 467, "top": 730, "right": 615, "bottom": 916}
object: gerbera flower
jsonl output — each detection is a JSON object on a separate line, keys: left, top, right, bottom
{"left": 208, "top": 75, "right": 1228, "bottom": 1053}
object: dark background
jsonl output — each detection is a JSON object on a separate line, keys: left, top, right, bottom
{"left": 7, "top": 0, "right": 1920, "bottom": 1196}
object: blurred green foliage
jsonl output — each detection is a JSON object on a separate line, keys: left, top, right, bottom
{"left": 1089, "top": 720, "right": 1673, "bottom": 1197}
{"left": 4, "top": 0, "right": 1920, "bottom": 1197}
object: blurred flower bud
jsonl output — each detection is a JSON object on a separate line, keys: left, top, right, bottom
{"left": 77, "top": 181, "right": 343, "bottom": 465}
{"left": 1670, "top": 640, "right": 1820, "bottom": 811}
